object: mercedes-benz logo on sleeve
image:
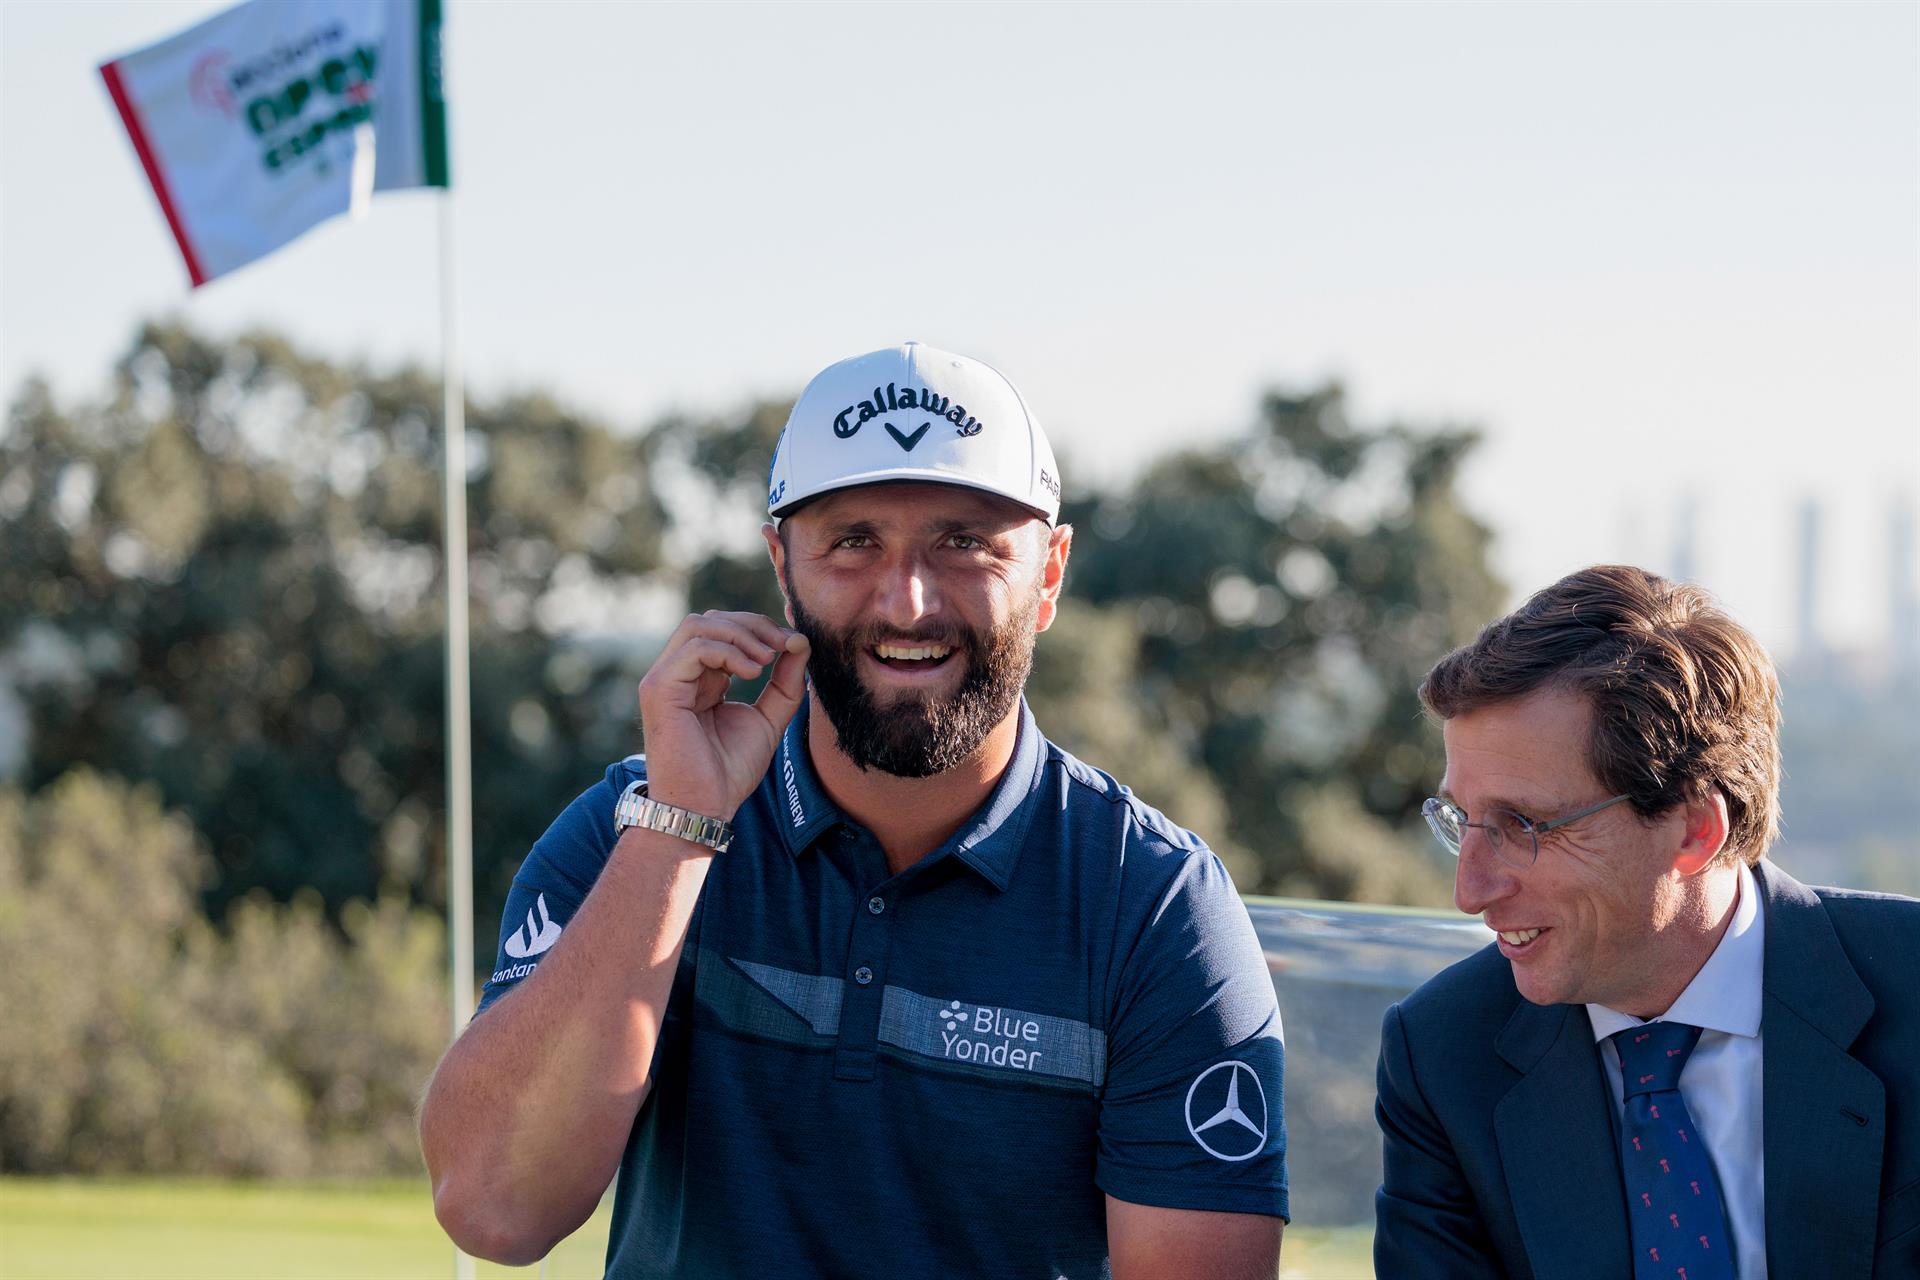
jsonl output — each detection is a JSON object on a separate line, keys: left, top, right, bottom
{"left": 1184, "top": 1061, "right": 1268, "bottom": 1161}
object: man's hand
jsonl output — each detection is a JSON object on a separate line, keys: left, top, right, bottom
{"left": 420, "top": 610, "right": 808, "bottom": 1264}
{"left": 636, "top": 611, "right": 809, "bottom": 823}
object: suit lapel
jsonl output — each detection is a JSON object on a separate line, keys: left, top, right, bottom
{"left": 1755, "top": 860, "right": 1886, "bottom": 1277}
{"left": 1494, "top": 999, "right": 1631, "bottom": 1279}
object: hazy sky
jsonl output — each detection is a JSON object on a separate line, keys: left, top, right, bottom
{"left": 3, "top": 0, "right": 1916, "bottom": 655}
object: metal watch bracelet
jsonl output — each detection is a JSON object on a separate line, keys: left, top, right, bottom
{"left": 613, "top": 781, "right": 733, "bottom": 853}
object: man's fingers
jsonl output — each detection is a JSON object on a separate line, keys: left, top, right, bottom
{"left": 658, "top": 612, "right": 773, "bottom": 660}
{"left": 658, "top": 613, "right": 784, "bottom": 666}
{"left": 752, "top": 635, "right": 811, "bottom": 728}
{"left": 673, "top": 611, "right": 793, "bottom": 661}
{"left": 658, "top": 637, "right": 765, "bottom": 686}
{"left": 700, "top": 611, "right": 794, "bottom": 651}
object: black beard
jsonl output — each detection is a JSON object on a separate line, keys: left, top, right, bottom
{"left": 791, "top": 592, "right": 1037, "bottom": 778}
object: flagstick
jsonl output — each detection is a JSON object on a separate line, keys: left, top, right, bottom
{"left": 438, "top": 188, "right": 477, "bottom": 1280}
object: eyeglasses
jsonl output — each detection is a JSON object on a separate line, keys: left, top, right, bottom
{"left": 1421, "top": 793, "right": 1632, "bottom": 869}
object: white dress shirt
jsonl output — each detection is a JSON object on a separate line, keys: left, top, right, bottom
{"left": 1587, "top": 860, "right": 1767, "bottom": 1279}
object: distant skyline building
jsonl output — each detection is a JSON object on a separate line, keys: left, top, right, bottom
{"left": 1781, "top": 493, "right": 1919, "bottom": 678}
{"left": 1614, "top": 500, "right": 1649, "bottom": 574}
{"left": 1671, "top": 494, "right": 1699, "bottom": 584}
{"left": 1892, "top": 495, "right": 1919, "bottom": 679}
{"left": 1795, "top": 498, "right": 1824, "bottom": 665}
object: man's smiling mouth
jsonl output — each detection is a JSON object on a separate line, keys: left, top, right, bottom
{"left": 871, "top": 642, "right": 954, "bottom": 671}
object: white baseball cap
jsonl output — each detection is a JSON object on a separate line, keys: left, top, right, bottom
{"left": 766, "top": 342, "right": 1061, "bottom": 525}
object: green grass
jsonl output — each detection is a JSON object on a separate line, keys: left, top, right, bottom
{"left": 0, "top": 1178, "right": 1371, "bottom": 1278}
{"left": 1275, "top": 1224, "right": 1373, "bottom": 1279}
{"left": 0, "top": 1179, "right": 609, "bottom": 1280}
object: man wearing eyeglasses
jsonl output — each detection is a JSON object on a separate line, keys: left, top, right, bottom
{"left": 1373, "top": 565, "right": 1920, "bottom": 1278}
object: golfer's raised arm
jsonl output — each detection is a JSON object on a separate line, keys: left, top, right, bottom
{"left": 417, "top": 612, "right": 807, "bottom": 1266}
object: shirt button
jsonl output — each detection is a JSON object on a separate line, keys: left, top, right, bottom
{"left": 854, "top": 966, "right": 874, "bottom": 985}
{"left": 867, "top": 896, "right": 886, "bottom": 915}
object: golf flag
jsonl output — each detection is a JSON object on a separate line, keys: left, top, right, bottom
{"left": 98, "top": 0, "right": 449, "bottom": 288}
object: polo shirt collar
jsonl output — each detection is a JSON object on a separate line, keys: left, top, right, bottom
{"left": 770, "top": 699, "right": 841, "bottom": 856}
{"left": 1585, "top": 859, "right": 1765, "bottom": 1043}
{"left": 944, "top": 699, "right": 1047, "bottom": 892}
{"left": 769, "top": 697, "right": 1048, "bottom": 893}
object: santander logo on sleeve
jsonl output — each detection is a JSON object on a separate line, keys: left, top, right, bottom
{"left": 491, "top": 893, "right": 563, "bottom": 986}
{"left": 505, "top": 892, "right": 563, "bottom": 959}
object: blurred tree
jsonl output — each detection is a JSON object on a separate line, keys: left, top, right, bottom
{"left": 1023, "top": 599, "right": 1253, "bottom": 884}
{"left": 1062, "top": 386, "right": 1501, "bottom": 901}
{"left": 0, "top": 770, "right": 445, "bottom": 1175}
{"left": 662, "top": 399, "right": 790, "bottom": 620}
{"left": 0, "top": 322, "right": 668, "bottom": 929}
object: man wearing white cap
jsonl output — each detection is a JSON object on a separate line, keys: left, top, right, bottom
{"left": 421, "top": 343, "right": 1288, "bottom": 1278}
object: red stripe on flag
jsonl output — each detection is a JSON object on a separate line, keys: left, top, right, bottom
{"left": 99, "top": 58, "right": 208, "bottom": 287}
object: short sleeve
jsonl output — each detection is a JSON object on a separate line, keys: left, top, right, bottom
{"left": 1096, "top": 849, "right": 1289, "bottom": 1220}
{"left": 473, "top": 758, "right": 637, "bottom": 1015}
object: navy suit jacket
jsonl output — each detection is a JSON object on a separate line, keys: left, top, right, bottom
{"left": 1374, "top": 861, "right": 1920, "bottom": 1277}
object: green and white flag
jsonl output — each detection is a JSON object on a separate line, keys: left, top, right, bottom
{"left": 99, "top": 0, "right": 449, "bottom": 288}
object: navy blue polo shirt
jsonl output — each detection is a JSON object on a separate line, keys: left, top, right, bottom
{"left": 479, "top": 700, "right": 1287, "bottom": 1279}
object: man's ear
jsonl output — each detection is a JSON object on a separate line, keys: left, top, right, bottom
{"left": 1672, "top": 786, "right": 1731, "bottom": 875}
{"left": 1033, "top": 523, "right": 1073, "bottom": 634}
{"left": 762, "top": 522, "right": 797, "bottom": 627}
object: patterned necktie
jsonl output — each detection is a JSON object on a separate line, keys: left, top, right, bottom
{"left": 1612, "top": 1022, "right": 1736, "bottom": 1280}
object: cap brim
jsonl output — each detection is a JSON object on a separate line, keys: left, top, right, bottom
{"left": 769, "top": 470, "right": 1055, "bottom": 525}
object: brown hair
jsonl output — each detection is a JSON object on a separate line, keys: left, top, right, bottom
{"left": 1419, "top": 565, "right": 1782, "bottom": 865}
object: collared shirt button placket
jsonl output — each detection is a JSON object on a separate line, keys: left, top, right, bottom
{"left": 834, "top": 867, "right": 897, "bottom": 1081}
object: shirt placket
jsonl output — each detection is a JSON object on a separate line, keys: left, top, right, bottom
{"left": 833, "top": 833, "right": 904, "bottom": 1082}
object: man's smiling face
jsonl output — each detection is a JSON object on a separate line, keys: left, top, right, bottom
{"left": 1443, "top": 687, "right": 1689, "bottom": 1013}
{"left": 767, "top": 482, "right": 1069, "bottom": 777}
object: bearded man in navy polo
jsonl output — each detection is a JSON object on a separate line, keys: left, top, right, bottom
{"left": 421, "top": 344, "right": 1289, "bottom": 1279}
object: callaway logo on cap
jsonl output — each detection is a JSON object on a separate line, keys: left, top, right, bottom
{"left": 767, "top": 342, "right": 1062, "bottom": 525}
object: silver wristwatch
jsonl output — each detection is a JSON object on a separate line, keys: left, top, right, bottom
{"left": 613, "top": 781, "right": 734, "bottom": 852}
